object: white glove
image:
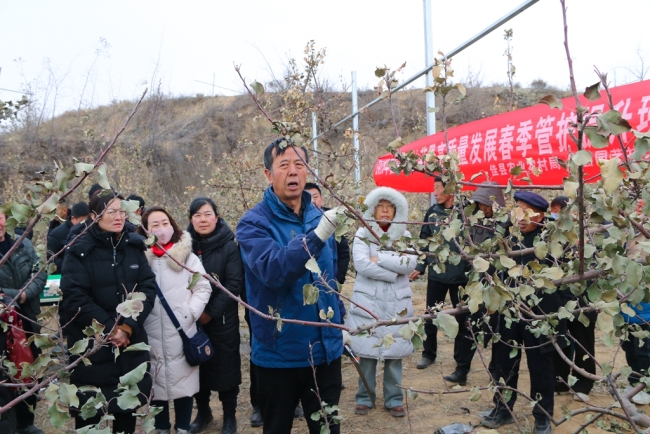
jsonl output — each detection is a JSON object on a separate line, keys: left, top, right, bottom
{"left": 314, "top": 208, "right": 340, "bottom": 241}
{"left": 343, "top": 330, "right": 353, "bottom": 346}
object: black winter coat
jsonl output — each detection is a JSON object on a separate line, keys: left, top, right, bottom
{"left": 59, "top": 225, "right": 157, "bottom": 414}
{"left": 48, "top": 212, "right": 70, "bottom": 235}
{"left": 0, "top": 235, "right": 46, "bottom": 333}
{"left": 415, "top": 203, "right": 469, "bottom": 284}
{"left": 507, "top": 221, "right": 568, "bottom": 352}
{"left": 335, "top": 236, "right": 350, "bottom": 284}
{"left": 47, "top": 219, "right": 73, "bottom": 273}
{"left": 510, "top": 222, "right": 564, "bottom": 314}
{"left": 188, "top": 218, "right": 243, "bottom": 392}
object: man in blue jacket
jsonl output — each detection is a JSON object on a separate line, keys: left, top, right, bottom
{"left": 237, "top": 138, "right": 344, "bottom": 434}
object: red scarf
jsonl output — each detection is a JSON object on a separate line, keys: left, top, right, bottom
{"left": 151, "top": 241, "right": 174, "bottom": 257}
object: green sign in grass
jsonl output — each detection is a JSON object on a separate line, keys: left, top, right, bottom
{"left": 41, "top": 274, "right": 61, "bottom": 303}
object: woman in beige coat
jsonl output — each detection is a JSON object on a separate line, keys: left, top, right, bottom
{"left": 139, "top": 207, "right": 212, "bottom": 434}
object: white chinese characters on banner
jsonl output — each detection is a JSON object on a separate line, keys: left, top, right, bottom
{"left": 515, "top": 120, "right": 533, "bottom": 158}
{"left": 499, "top": 124, "right": 515, "bottom": 160}
{"left": 536, "top": 115, "right": 555, "bottom": 155}
{"left": 484, "top": 128, "right": 498, "bottom": 162}
{"left": 373, "top": 80, "right": 650, "bottom": 192}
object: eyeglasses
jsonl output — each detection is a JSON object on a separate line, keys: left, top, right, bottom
{"left": 377, "top": 203, "right": 395, "bottom": 210}
{"left": 105, "top": 209, "right": 127, "bottom": 219}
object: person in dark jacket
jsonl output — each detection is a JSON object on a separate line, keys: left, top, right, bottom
{"left": 126, "top": 194, "right": 146, "bottom": 216}
{"left": 48, "top": 200, "right": 70, "bottom": 234}
{"left": 0, "top": 209, "right": 47, "bottom": 434}
{"left": 187, "top": 197, "right": 243, "bottom": 434}
{"left": 237, "top": 139, "right": 343, "bottom": 434}
{"left": 481, "top": 191, "right": 561, "bottom": 434}
{"left": 12, "top": 226, "right": 34, "bottom": 241}
{"left": 549, "top": 195, "right": 569, "bottom": 220}
{"left": 46, "top": 201, "right": 89, "bottom": 273}
{"left": 88, "top": 183, "right": 103, "bottom": 200}
{"left": 59, "top": 191, "right": 157, "bottom": 434}
{"left": 305, "top": 183, "right": 350, "bottom": 285}
{"left": 443, "top": 181, "right": 505, "bottom": 386}
{"left": 550, "top": 195, "right": 596, "bottom": 402}
{"left": 409, "top": 176, "right": 469, "bottom": 369}
{"left": 304, "top": 182, "right": 350, "bottom": 398}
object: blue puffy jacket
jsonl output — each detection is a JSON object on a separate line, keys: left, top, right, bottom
{"left": 237, "top": 187, "right": 344, "bottom": 368}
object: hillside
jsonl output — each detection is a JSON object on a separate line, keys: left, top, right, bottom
{"left": 0, "top": 83, "right": 568, "bottom": 224}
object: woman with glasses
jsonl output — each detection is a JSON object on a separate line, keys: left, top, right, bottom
{"left": 60, "top": 191, "right": 157, "bottom": 433}
{"left": 344, "top": 187, "right": 417, "bottom": 418}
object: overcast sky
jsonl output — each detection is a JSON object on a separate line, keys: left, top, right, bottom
{"left": 1, "top": 0, "right": 648, "bottom": 115}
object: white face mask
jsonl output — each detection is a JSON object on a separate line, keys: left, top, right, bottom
{"left": 152, "top": 226, "right": 174, "bottom": 245}
{"left": 550, "top": 213, "right": 558, "bottom": 220}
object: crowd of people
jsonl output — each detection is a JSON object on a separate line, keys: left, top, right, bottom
{"left": 0, "top": 137, "right": 648, "bottom": 434}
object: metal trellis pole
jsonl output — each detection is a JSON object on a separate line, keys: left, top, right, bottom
{"left": 352, "top": 71, "right": 361, "bottom": 190}
{"left": 312, "top": 111, "right": 319, "bottom": 177}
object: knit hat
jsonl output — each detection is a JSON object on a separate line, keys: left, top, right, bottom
{"left": 513, "top": 191, "right": 549, "bottom": 212}
{"left": 470, "top": 181, "right": 506, "bottom": 207}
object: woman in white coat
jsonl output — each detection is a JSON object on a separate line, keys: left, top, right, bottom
{"left": 345, "top": 187, "right": 417, "bottom": 418}
{"left": 138, "top": 207, "right": 212, "bottom": 434}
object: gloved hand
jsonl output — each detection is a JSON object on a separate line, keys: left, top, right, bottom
{"left": 314, "top": 207, "right": 341, "bottom": 241}
{"left": 342, "top": 330, "right": 353, "bottom": 346}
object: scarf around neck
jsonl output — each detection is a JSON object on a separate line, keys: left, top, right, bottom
{"left": 151, "top": 241, "right": 174, "bottom": 257}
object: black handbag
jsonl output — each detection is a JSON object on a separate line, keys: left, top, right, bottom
{"left": 155, "top": 283, "right": 214, "bottom": 367}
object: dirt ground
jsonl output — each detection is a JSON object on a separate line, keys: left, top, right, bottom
{"left": 35, "top": 280, "right": 640, "bottom": 433}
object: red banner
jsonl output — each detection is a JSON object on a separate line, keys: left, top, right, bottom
{"left": 373, "top": 80, "right": 650, "bottom": 192}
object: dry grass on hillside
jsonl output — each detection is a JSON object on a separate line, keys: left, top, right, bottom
{"left": 0, "top": 84, "right": 568, "bottom": 221}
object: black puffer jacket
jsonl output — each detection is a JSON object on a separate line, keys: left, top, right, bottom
{"left": 0, "top": 235, "right": 46, "bottom": 333}
{"left": 59, "top": 224, "right": 156, "bottom": 413}
{"left": 47, "top": 219, "right": 73, "bottom": 272}
{"left": 188, "top": 218, "right": 243, "bottom": 391}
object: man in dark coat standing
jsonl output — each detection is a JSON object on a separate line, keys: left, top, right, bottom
{"left": 443, "top": 181, "right": 506, "bottom": 386}
{"left": 0, "top": 208, "right": 47, "bottom": 434}
{"left": 481, "top": 191, "right": 561, "bottom": 434}
{"left": 46, "top": 201, "right": 89, "bottom": 273}
{"left": 550, "top": 195, "right": 596, "bottom": 402}
{"left": 187, "top": 197, "right": 243, "bottom": 434}
{"left": 409, "top": 176, "right": 469, "bottom": 369}
{"left": 48, "top": 200, "right": 70, "bottom": 234}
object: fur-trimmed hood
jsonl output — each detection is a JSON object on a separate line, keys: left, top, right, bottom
{"left": 145, "top": 231, "right": 192, "bottom": 272}
{"left": 362, "top": 187, "right": 409, "bottom": 242}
